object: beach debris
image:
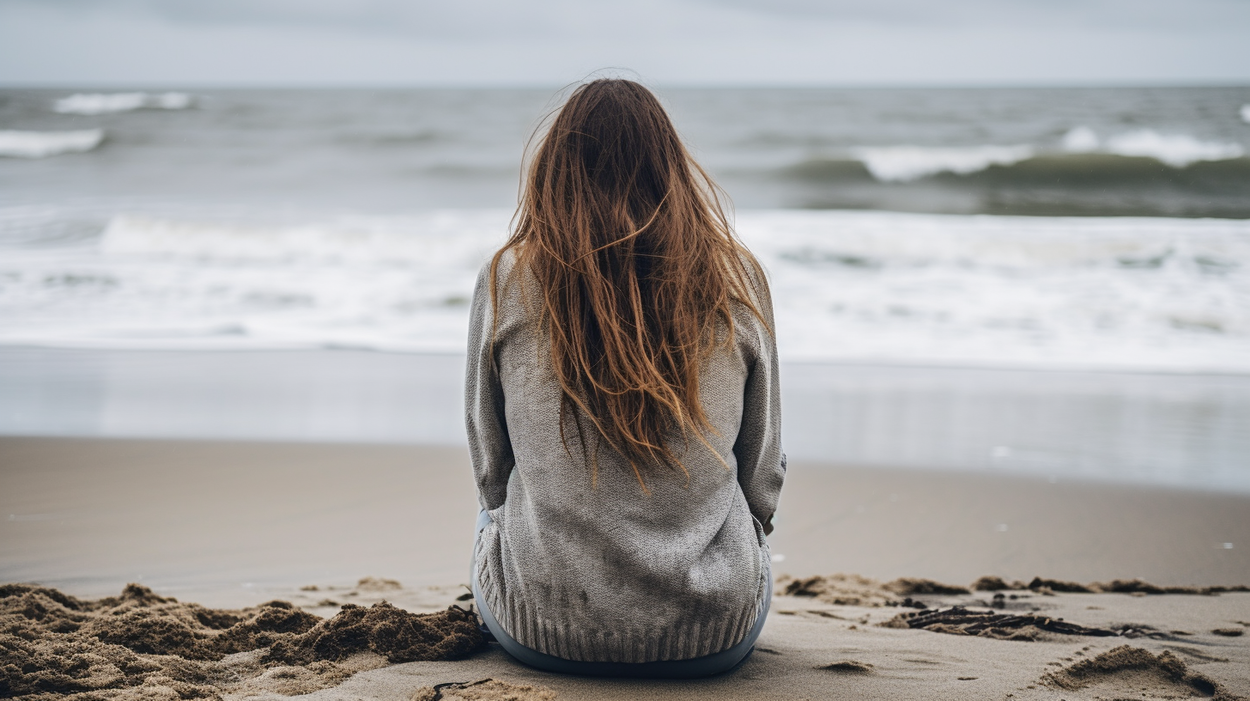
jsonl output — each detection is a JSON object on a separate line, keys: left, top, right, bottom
{"left": 779, "top": 574, "right": 900, "bottom": 606}
{"left": 0, "top": 582, "right": 485, "bottom": 699}
{"left": 974, "top": 576, "right": 1249, "bottom": 596}
{"left": 1211, "top": 628, "right": 1244, "bottom": 637}
{"left": 819, "top": 660, "right": 875, "bottom": 674}
{"left": 972, "top": 576, "right": 1027, "bottom": 591}
{"left": 785, "top": 574, "right": 1248, "bottom": 609}
{"left": 885, "top": 578, "right": 970, "bottom": 596}
{"left": 777, "top": 574, "right": 966, "bottom": 607}
{"left": 980, "top": 592, "right": 1044, "bottom": 613}
{"left": 1090, "top": 579, "right": 1249, "bottom": 595}
{"left": 1043, "top": 646, "right": 1227, "bottom": 699}
{"left": 1027, "top": 577, "right": 1094, "bottom": 593}
{"left": 883, "top": 606, "right": 1186, "bottom": 641}
{"left": 356, "top": 576, "right": 404, "bottom": 592}
{"left": 1015, "top": 577, "right": 1250, "bottom": 592}
{"left": 412, "top": 678, "right": 557, "bottom": 700}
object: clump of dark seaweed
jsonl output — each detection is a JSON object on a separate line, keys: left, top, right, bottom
{"left": 882, "top": 606, "right": 1185, "bottom": 642}
{"left": 884, "top": 578, "right": 970, "bottom": 596}
{"left": 969, "top": 576, "right": 1249, "bottom": 595}
{"left": 1089, "top": 580, "right": 1249, "bottom": 595}
{"left": 1027, "top": 578, "right": 1095, "bottom": 593}
{"left": 782, "top": 574, "right": 1248, "bottom": 605}
{"left": 971, "top": 576, "right": 1027, "bottom": 591}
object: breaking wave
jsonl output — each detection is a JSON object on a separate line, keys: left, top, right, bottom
{"left": 784, "top": 133, "right": 1250, "bottom": 217}
{"left": 53, "top": 92, "right": 194, "bottom": 115}
{"left": 1062, "top": 127, "right": 1244, "bottom": 167}
{"left": 787, "top": 152, "right": 1250, "bottom": 185}
{"left": 850, "top": 144, "right": 1035, "bottom": 182}
{"left": 817, "top": 129, "right": 1246, "bottom": 185}
{"left": 0, "top": 129, "right": 105, "bottom": 158}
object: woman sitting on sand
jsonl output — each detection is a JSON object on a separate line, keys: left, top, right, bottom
{"left": 466, "top": 78, "right": 785, "bottom": 678}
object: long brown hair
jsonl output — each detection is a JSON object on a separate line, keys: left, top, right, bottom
{"left": 492, "top": 78, "right": 770, "bottom": 490}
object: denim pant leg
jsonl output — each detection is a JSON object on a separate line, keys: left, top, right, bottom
{"left": 471, "top": 509, "right": 772, "bottom": 678}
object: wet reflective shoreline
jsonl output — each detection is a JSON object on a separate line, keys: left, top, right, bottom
{"left": 3, "top": 346, "right": 1247, "bottom": 493}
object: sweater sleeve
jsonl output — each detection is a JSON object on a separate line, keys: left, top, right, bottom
{"left": 465, "top": 261, "right": 514, "bottom": 511}
{"left": 733, "top": 285, "right": 786, "bottom": 531}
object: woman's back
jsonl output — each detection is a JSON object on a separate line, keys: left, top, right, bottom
{"left": 466, "top": 78, "right": 785, "bottom": 669}
{"left": 468, "top": 248, "right": 782, "bottom": 663}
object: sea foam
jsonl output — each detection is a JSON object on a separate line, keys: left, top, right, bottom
{"left": 1061, "top": 126, "right": 1100, "bottom": 152}
{"left": 53, "top": 92, "right": 194, "bottom": 115}
{"left": 99, "top": 213, "right": 502, "bottom": 265}
{"left": 4, "top": 208, "right": 1249, "bottom": 372}
{"left": 0, "top": 129, "right": 104, "bottom": 158}
{"left": 850, "top": 145, "right": 1034, "bottom": 182}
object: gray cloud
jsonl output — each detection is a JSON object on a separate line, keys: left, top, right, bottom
{"left": 0, "top": 0, "right": 1246, "bottom": 85}
{"left": 2, "top": 0, "right": 542, "bottom": 38}
{"left": 18, "top": 0, "right": 1250, "bottom": 34}
{"left": 703, "top": 0, "right": 1250, "bottom": 29}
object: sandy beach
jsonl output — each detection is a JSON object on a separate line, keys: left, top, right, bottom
{"left": 3, "top": 436, "right": 1248, "bottom": 699}
{"left": 3, "top": 58, "right": 1249, "bottom": 701}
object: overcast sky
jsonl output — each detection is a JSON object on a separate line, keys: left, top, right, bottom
{"left": 1, "top": 0, "right": 1247, "bottom": 87}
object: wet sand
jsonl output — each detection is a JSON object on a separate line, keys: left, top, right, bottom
{"left": 2, "top": 436, "right": 1249, "bottom": 699}
{"left": 6, "top": 346, "right": 1250, "bottom": 492}
{"left": 3, "top": 436, "right": 1246, "bottom": 600}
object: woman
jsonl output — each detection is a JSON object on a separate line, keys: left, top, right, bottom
{"left": 466, "top": 79, "right": 785, "bottom": 678}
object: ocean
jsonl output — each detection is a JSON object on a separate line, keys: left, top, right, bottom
{"left": 2, "top": 86, "right": 1249, "bottom": 489}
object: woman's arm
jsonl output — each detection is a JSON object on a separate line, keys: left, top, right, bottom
{"left": 465, "top": 262, "right": 514, "bottom": 511}
{"left": 733, "top": 300, "right": 786, "bottom": 534}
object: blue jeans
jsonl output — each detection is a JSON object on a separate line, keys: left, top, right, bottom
{"left": 471, "top": 509, "right": 771, "bottom": 678}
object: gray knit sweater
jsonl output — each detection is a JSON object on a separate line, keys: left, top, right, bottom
{"left": 465, "top": 250, "right": 785, "bottom": 663}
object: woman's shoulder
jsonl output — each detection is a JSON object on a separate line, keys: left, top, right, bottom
{"left": 474, "top": 248, "right": 526, "bottom": 297}
{"left": 474, "top": 247, "right": 540, "bottom": 327}
{"left": 476, "top": 247, "right": 518, "bottom": 284}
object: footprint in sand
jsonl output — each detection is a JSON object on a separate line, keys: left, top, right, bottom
{"left": 1037, "top": 645, "right": 1224, "bottom": 699}
{"left": 412, "top": 679, "right": 556, "bottom": 700}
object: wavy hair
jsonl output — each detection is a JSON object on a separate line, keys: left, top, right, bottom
{"left": 492, "top": 79, "right": 770, "bottom": 490}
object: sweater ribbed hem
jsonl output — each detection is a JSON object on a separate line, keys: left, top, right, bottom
{"left": 488, "top": 587, "right": 758, "bottom": 663}
{"left": 475, "top": 525, "right": 769, "bottom": 663}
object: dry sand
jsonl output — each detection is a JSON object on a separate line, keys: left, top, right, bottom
{"left": 2, "top": 437, "right": 1249, "bottom": 699}
{"left": 4, "top": 577, "right": 1248, "bottom": 700}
